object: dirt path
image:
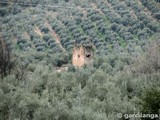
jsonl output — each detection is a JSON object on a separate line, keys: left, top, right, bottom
{"left": 130, "top": 10, "right": 138, "bottom": 20}
{"left": 45, "top": 21, "right": 65, "bottom": 51}
{"left": 91, "top": 3, "right": 104, "bottom": 15}
{"left": 24, "top": 32, "right": 30, "bottom": 40}
{"left": 45, "top": 11, "right": 57, "bottom": 18}
{"left": 77, "top": 6, "right": 87, "bottom": 17}
{"left": 35, "top": 27, "right": 43, "bottom": 38}
{"left": 137, "top": 0, "right": 157, "bottom": 22}
{"left": 23, "top": 32, "right": 35, "bottom": 48}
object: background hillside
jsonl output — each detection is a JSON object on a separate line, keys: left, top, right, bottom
{"left": 0, "top": 0, "right": 160, "bottom": 54}
{"left": 0, "top": 0, "right": 160, "bottom": 120}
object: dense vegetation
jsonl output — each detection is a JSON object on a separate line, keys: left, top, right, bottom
{"left": 0, "top": 0, "right": 160, "bottom": 120}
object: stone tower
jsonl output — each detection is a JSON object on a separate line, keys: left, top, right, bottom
{"left": 72, "top": 44, "right": 94, "bottom": 67}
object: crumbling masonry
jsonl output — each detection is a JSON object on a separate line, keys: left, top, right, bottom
{"left": 72, "top": 44, "right": 94, "bottom": 67}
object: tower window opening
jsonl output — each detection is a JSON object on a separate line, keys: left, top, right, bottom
{"left": 86, "top": 54, "right": 91, "bottom": 58}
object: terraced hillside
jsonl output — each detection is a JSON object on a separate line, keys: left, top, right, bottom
{"left": 0, "top": 0, "right": 159, "bottom": 55}
{"left": 1, "top": 1, "right": 160, "bottom": 120}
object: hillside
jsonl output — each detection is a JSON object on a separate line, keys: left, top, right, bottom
{"left": 0, "top": 0, "right": 159, "bottom": 54}
{"left": 0, "top": 0, "right": 160, "bottom": 120}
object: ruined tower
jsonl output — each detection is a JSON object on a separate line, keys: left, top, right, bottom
{"left": 72, "top": 44, "right": 94, "bottom": 67}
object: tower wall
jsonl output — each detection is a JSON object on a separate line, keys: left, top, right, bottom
{"left": 72, "top": 45, "right": 94, "bottom": 67}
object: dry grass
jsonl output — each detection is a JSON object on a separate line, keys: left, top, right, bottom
{"left": 131, "top": 40, "right": 160, "bottom": 75}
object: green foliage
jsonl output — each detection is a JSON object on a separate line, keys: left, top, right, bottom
{"left": 0, "top": 0, "right": 160, "bottom": 120}
{"left": 51, "top": 53, "right": 69, "bottom": 67}
{"left": 12, "top": 5, "right": 22, "bottom": 15}
{"left": 0, "top": 48, "right": 160, "bottom": 119}
{"left": 68, "top": 64, "right": 76, "bottom": 72}
{"left": 140, "top": 87, "right": 160, "bottom": 116}
{"left": 27, "top": 64, "right": 36, "bottom": 72}
{"left": 43, "top": 34, "right": 52, "bottom": 42}
{"left": 0, "top": 8, "right": 7, "bottom": 16}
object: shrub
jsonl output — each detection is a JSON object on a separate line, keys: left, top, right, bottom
{"left": 47, "top": 39, "right": 55, "bottom": 45}
{"left": 122, "top": 32, "right": 133, "bottom": 41}
{"left": 67, "top": 45, "right": 73, "bottom": 51}
{"left": 36, "top": 46, "right": 45, "bottom": 52}
{"left": 131, "top": 40, "right": 160, "bottom": 75}
{"left": 154, "top": 11, "right": 160, "bottom": 20}
{"left": 35, "top": 42, "right": 46, "bottom": 48}
{"left": 111, "top": 23, "right": 118, "bottom": 32}
{"left": 0, "top": 8, "right": 6, "bottom": 16}
{"left": 52, "top": 53, "right": 69, "bottom": 67}
{"left": 43, "top": 34, "right": 52, "bottom": 42}
{"left": 17, "top": 38, "right": 27, "bottom": 45}
{"left": 27, "top": 64, "right": 36, "bottom": 72}
{"left": 140, "top": 87, "right": 160, "bottom": 117}
{"left": 137, "top": 30, "right": 148, "bottom": 40}
{"left": 12, "top": 5, "right": 22, "bottom": 15}
{"left": 40, "top": 26, "right": 49, "bottom": 34}
{"left": 0, "top": 37, "right": 14, "bottom": 79}
{"left": 147, "top": 22, "right": 158, "bottom": 32}
{"left": 49, "top": 42, "right": 57, "bottom": 48}
{"left": 68, "top": 64, "right": 76, "bottom": 72}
